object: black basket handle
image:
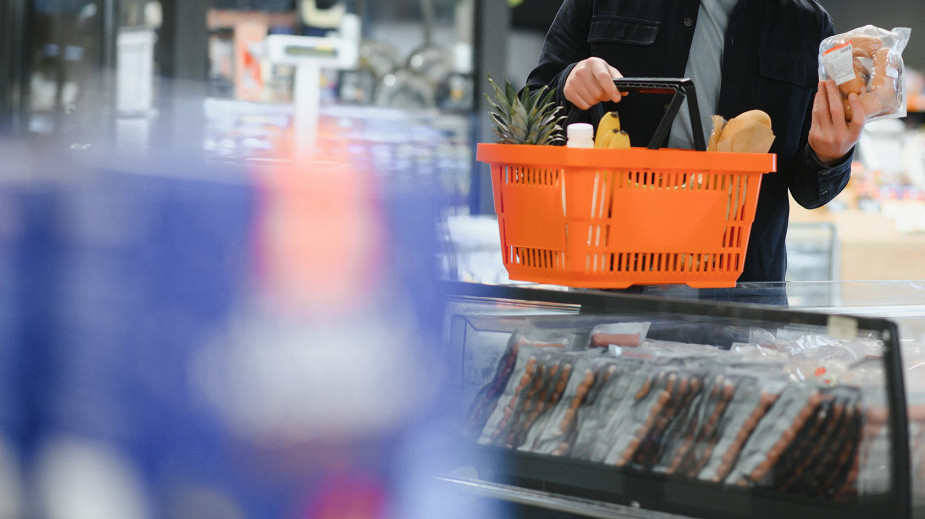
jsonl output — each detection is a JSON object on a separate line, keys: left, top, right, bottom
{"left": 607, "top": 78, "right": 707, "bottom": 151}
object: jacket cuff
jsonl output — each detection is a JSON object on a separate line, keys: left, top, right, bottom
{"left": 807, "top": 145, "right": 854, "bottom": 200}
{"left": 555, "top": 62, "right": 579, "bottom": 112}
{"left": 807, "top": 146, "right": 853, "bottom": 171}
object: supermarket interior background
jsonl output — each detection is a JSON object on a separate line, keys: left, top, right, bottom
{"left": 1, "top": 0, "right": 925, "bottom": 518}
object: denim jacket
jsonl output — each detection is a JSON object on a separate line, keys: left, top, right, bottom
{"left": 526, "top": 0, "right": 852, "bottom": 282}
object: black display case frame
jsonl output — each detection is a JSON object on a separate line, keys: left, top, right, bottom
{"left": 442, "top": 281, "right": 914, "bottom": 518}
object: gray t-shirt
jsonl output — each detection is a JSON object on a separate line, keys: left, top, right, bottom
{"left": 668, "top": 0, "right": 739, "bottom": 149}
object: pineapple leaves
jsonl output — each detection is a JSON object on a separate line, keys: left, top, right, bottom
{"left": 485, "top": 75, "right": 565, "bottom": 145}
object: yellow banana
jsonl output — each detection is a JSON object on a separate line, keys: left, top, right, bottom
{"left": 608, "top": 129, "right": 631, "bottom": 149}
{"left": 595, "top": 111, "right": 622, "bottom": 148}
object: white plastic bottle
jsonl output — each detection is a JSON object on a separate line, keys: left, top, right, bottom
{"left": 566, "top": 123, "right": 595, "bottom": 148}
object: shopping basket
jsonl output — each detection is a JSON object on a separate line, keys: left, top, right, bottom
{"left": 477, "top": 78, "right": 777, "bottom": 289}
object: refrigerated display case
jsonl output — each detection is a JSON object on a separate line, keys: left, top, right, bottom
{"left": 439, "top": 280, "right": 925, "bottom": 518}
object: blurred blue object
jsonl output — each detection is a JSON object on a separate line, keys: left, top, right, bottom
{"left": 0, "top": 138, "right": 473, "bottom": 518}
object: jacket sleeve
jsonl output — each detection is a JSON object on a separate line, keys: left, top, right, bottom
{"left": 525, "top": 0, "right": 593, "bottom": 115}
{"left": 788, "top": 14, "right": 854, "bottom": 209}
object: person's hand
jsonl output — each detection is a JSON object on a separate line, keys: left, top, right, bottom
{"left": 808, "top": 80, "right": 866, "bottom": 165}
{"left": 563, "top": 57, "right": 624, "bottom": 110}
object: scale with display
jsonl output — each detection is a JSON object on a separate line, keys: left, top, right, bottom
{"left": 258, "top": 13, "right": 359, "bottom": 158}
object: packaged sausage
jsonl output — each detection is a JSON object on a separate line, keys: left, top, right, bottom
{"left": 587, "top": 321, "right": 651, "bottom": 349}
{"left": 478, "top": 345, "right": 566, "bottom": 446}
{"left": 657, "top": 367, "right": 732, "bottom": 475}
{"left": 464, "top": 327, "right": 573, "bottom": 439}
{"left": 698, "top": 375, "right": 788, "bottom": 482}
{"left": 475, "top": 342, "right": 555, "bottom": 444}
{"left": 600, "top": 364, "right": 687, "bottom": 467}
{"left": 523, "top": 354, "right": 614, "bottom": 456}
{"left": 504, "top": 349, "right": 580, "bottom": 450}
{"left": 571, "top": 359, "right": 651, "bottom": 462}
{"left": 819, "top": 25, "right": 912, "bottom": 122}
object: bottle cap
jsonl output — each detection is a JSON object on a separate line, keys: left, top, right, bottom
{"left": 567, "top": 123, "right": 594, "bottom": 141}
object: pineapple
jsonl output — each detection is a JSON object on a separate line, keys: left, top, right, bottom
{"left": 486, "top": 76, "right": 565, "bottom": 145}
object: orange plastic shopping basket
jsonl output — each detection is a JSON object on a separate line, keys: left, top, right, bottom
{"left": 477, "top": 79, "right": 777, "bottom": 289}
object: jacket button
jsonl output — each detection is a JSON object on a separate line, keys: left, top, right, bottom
{"left": 682, "top": 17, "right": 693, "bottom": 27}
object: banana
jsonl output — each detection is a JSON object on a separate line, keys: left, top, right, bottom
{"left": 594, "top": 111, "right": 622, "bottom": 148}
{"left": 608, "top": 129, "right": 631, "bottom": 149}
{"left": 596, "top": 129, "right": 615, "bottom": 149}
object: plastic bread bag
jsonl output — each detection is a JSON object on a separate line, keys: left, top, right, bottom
{"left": 706, "top": 110, "right": 776, "bottom": 153}
{"left": 819, "top": 25, "right": 912, "bottom": 122}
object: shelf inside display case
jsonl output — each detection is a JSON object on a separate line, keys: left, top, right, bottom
{"left": 441, "top": 282, "right": 916, "bottom": 519}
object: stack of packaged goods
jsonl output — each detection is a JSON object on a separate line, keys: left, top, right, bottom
{"left": 462, "top": 321, "right": 913, "bottom": 500}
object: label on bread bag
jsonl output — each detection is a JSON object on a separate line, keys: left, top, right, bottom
{"left": 886, "top": 66, "right": 899, "bottom": 79}
{"left": 822, "top": 42, "right": 857, "bottom": 85}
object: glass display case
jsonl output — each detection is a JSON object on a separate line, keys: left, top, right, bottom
{"left": 440, "top": 281, "right": 925, "bottom": 518}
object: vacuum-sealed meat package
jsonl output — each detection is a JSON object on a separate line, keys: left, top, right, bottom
{"left": 523, "top": 355, "right": 615, "bottom": 456}
{"left": 464, "top": 327, "right": 572, "bottom": 439}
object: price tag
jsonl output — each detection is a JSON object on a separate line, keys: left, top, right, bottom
{"left": 823, "top": 42, "right": 857, "bottom": 86}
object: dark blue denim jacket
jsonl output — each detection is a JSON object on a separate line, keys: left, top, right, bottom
{"left": 526, "top": 0, "right": 852, "bottom": 282}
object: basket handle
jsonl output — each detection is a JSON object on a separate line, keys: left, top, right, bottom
{"left": 609, "top": 78, "right": 707, "bottom": 152}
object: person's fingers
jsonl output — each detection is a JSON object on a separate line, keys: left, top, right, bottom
{"left": 607, "top": 65, "right": 626, "bottom": 101}
{"left": 564, "top": 66, "right": 591, "bottom": 109}
{"left": 846, "top": 93, "right": 866, "bottom": 136}
{"left": 592, "top": 65, "right": 620, "bottom": 103}
{"left": 565, "top": 58, "right": 628, "bottom": 109}
{"left": 570, "top": 83, "right": 594, "bottom": 110}
{"left": 824, "top": 80, "right": 846, "bottom": 126}
{"left": 811, "top": 82, "right": 830, "bottom": 132}
{"left": 582, "top": 73, "right": 608, "bottom": 103}
{"left": 572, "top": 73, "right": 608, "bottom": 107}
{"left": 607, "top": 66, "right": 630, "bottom": 99}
